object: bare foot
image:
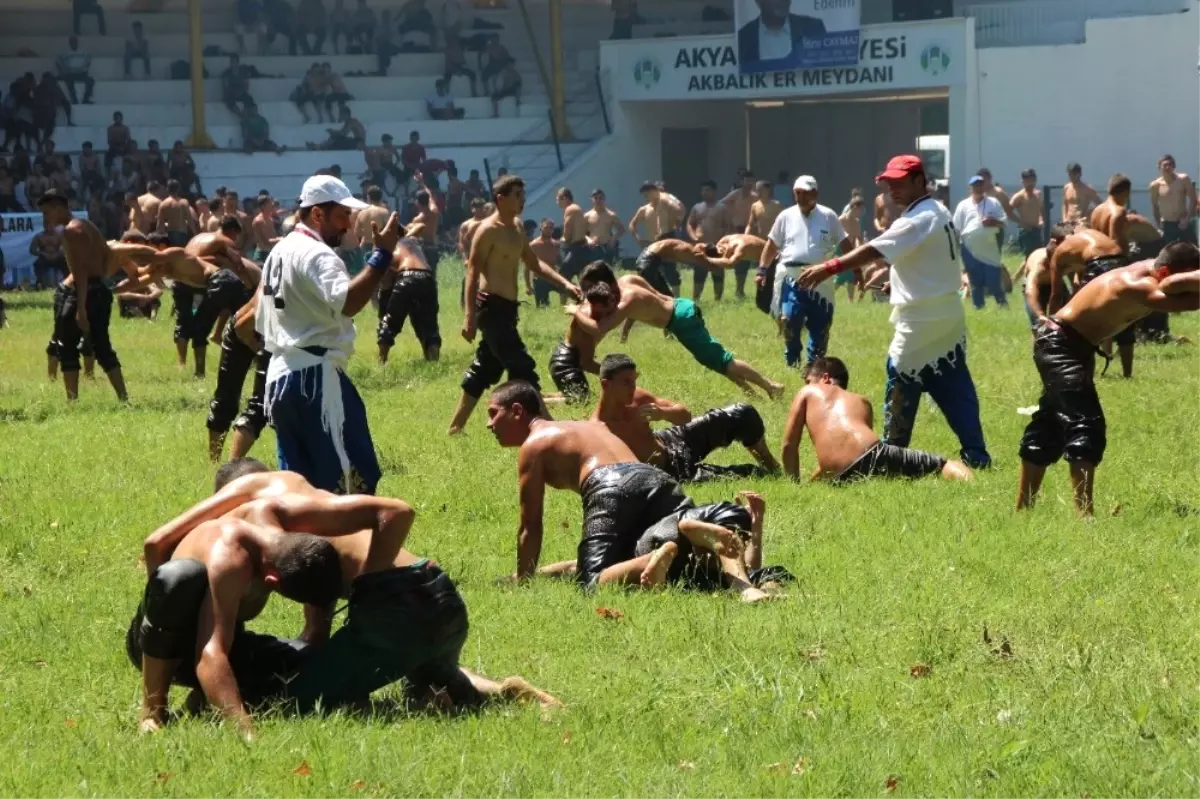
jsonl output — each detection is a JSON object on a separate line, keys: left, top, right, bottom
{"left": 765, "top": 381, "right": 786, "bottom": 400}
{"left": 138, "top": 715, "right": 164, "bottom": 734}
{"left": 684, "top": 525, "right": 742, "bottom": 558}
{"left": 500, "top": 676, "right": 563, "bottom": 709}
{"left": 639, "top": 542, "right": 678, "bottom": 589}
{"left": 447, "top": 425, "right": 464, "bottom": 436}
{"left": 740, "top": 586, "right": 783, "bottom": 603}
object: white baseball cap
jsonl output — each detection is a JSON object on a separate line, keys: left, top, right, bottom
{"left": 793, "top": 175, "right": 818, "bottom": 192}
{"left": 299, "top": 175, "right": 368, "bottom": 209}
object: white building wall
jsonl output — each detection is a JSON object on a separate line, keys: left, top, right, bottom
{"left": 975, "top": 11, "right": 1200, "bottom": 191}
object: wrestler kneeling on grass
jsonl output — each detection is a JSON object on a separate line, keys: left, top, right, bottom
{"left": 133, "top": 459, "right": 560, "bottom": 739}
{"left": 591, "top": 353, "right": 779, "bottom": 482}
{"left": 781, "top": 357, "right": 973, "bottom": 483}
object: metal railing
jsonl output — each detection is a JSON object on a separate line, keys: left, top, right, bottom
{"left": 594, "top": 67, "right": 612, "bottom": 135}
{"left": 966, "top": 0, "right": 1190, "bottom": 48}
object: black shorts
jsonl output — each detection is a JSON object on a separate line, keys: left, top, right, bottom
{"left": 548, "top": 341, "right": 589, "bottom": 402}
{"left": 635, "top": 249, "right": 680, "bottom": 296}
{"left": 125, "top": 559, "right": 309, "bottom": 706}
{"left": 833, "top": 441, "right": 947, "bottom": 483}
{"left": 286, "top": 562, "right": 481, "bottom": 713}
{"left": 560, "top": 241, "right": 592, "bottom": 281}
{"left": 755, "top": 258, "right": 777, "bottom": 315}
{"left": 191, "top": 270, "right": 253, "bottom": 349}
{"left": 652, "top": 403, "right": 768, "bottom": 482}
{"left": 577, "top": 463, "right": 692, "bottom": 587}
{"left": 51, "top": 280, "right": 119, "bottom": 373}
{"left": 172, "top": 282, "right": 199, "bottom": 343}
{"left": 461, "top": 292, "right": 539, "bottom": 398}
{"left": 1018, "top": 320, "right": 1106, "bottom": 467}
{"left": 635, "top": 501, "right": 751, "bottom": 589}
{"left": 1080, "top": 256, "right": 1135, "bottom": 346}
{"left": 377, "top": 269, "right": 441, "bottom": 351}
{"left": 1018, "top": 227, "right": 1044, "bottom": 257}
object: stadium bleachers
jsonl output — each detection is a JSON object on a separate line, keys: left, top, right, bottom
{"left": 0, "top": 0, "right": 605, "bottom": 201}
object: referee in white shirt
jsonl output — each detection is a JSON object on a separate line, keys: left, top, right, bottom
{"left": 796, "top": 155, "right": 991, "bottom": 469}
{"left": 757, "top": 175, "right": 853, "bottom": 369}
{"left": 255, "top": 175, "right": 401, "bottom": 494}
{"left": 952, "top": 175, "right": 1009, "bottom": 310}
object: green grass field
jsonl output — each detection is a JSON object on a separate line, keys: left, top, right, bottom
{"left": 0, "top": 259, "right": 1197, "bottom": 797}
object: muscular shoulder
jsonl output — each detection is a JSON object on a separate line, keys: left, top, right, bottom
{"left": 631, "top": 387, "right": 659, "bottom": 406}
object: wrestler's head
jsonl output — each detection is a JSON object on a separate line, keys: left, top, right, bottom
{"left": 493, "top": 175, "right": 526, "bottom": 217}
{"left": 805, "top": 356, "right": 849, "bottom": 388}
{"left": 582, "top": 281, "right": 618, "bottom": 320}
{"left": 598, "top": 353, "right": 638, "bottom": 404}
{"left": 487, "top": 380, "right": 545, "bottom": 447}
{"left": 1155, "top": 241, "right": 1199, "bottom": 277}
{"left": 1044, "top": 222, "right": 1075, "bottom": 257}
{"left": 213, "top": 457, "right": 269, "bottom": 493}
{"left": 262, "top": 532, "right": 342, "bottom": 607}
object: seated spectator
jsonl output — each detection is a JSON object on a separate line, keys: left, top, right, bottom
{"left": 295, "top": 0, "right": 328, "bottom": 55}
{"left": 73, "top": 0, "right": 107, "bottom": 35}
{"left": 323, "top": 64, "right": 354, "bottom": 112}
{"left": 24, "top": 164, "right": 49, "bottom": 208}
{"left": 264, "top": 0, "right": 298, "bottom": 56}
{"left": 290, "top": 63, "right": 327, "bottom": 123}
{"left": 399, "top": 0, "right": 437, "bottom": 43}
{"left": 8, "top": 145, "right": 31, "bottom": 184}
{"left": 240, "top": 102, "right": 284, "bottom": 153}
{"left": 30, "top": 219, "right": 66, "bottom": 288}
{"left": 33, "top": 73, "right": 69, "bottom": 142}
{"left": 401, "top": 130, "right": 426, "bottom": 182}
{"left": 143, "top": 139, "right": 168, "bottom": 185}
{"left": 49, "top": 163, "right": 74, "bottom": 195}
{"left": 105, "top": 111, "right": 133, "bottom": 169}
{"left": 236, "top": 0, "right": 266, "bottom": 54}
{"left": 125, "top": 21, "right": 151, "bottom": 78}
{"left": 426, "top": 79, "right": 464, "bottom": 120}
{"left": 78, "top": 141, "right": 106, "bottom": 200}
{"left": 481, "top": 36, "right": 513, "bottom": 93}
{"left": 167, "top": 141, "right": 201, "bottom": 195}
{"left": 375, "top": 10, "right": 402, "bottom": 75}
{"left": 35, "top": 140, "right": 71, "bottom": 177}
{"left": 350, "top": 0, "right": 376, "bottom": 52}
{"left": 221, "top": 54, "right": 255, "bottom": 116}
{"left": 310, "top": 104, "right": 365, "bottom": 150}
{"left": 490, "top": 61, "right": 521, "bottom": 116}
{"left": 0, "top": 164, "right": 22, "bottom": 212}
{"left": 443, "top": 40, "right": 477, "bottom": 96}
{"left": 56, "top": 36, "right": 95, "bottom": 105}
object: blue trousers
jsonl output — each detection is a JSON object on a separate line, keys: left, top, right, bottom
{"left": 780, "top": 279, "right": 834, "bottom": 368}
{"left": 883, "top": 344, "right": 991, "bottom": 468}
{"left": 268, "top": 365, "right": 381, "bottom": 494}
{"left": 961, "top": 246, "right": 1007, "bottom": 309}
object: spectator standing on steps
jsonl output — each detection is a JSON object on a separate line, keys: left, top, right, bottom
{"left": 57, "top": 36, "right": 95, "bottom": 105}
{"left": 125, "top": 21, "right": 151, "bottom": 79}
{"left": 106, "top": 111, "right": 132, "bottom": 169}
{"left": 73, "top": 0, "right": 106, "bottom": 35}
{"left": 222, "top": 55, "right": 256, "bottom": 116}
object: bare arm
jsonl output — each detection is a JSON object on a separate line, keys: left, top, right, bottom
{"left": 341, "top": 213, "right": 400, "bottom": 317}
{"left": 635, "top": 388, "right": 691, "bottom": 425}
{"left": 234, "top": 289, "right": 262, "bottom": 349}
{"left": 194, "top": 540, "right": 255, "bottom": 738}
{"left": 1047, "top": 248, "right": 1070, "bottom": 311}
{"left": 780, "top": 389, "right": 807, "bottom": 481}
{"left": 628, "top": 207, "right": 647, "bottom": 247}
{"left": 141, "top": 473, "right": 271, "bottom": 573}
{"left": 62, "top": 227, "right": 93, "bottom": 330}
{"left": 1111, "top": 210, "right": 1130, "bottom": 254}
{"left": 523, "top": 241, "right": 580, "bottom": 298}
{"left": 1186, "top": 177, "right": 1198, "bottom": 221}
{"left": 268, "top": 495, "right": 415, "bottom": 574}
{"left": 685, "top": 207, "right": 702, "bottom": 242}
{"left": 462, "top": 224, "right": 490, "bottom": 329}
{"left": 1150, "top": 181, "right": 1162, "bottom": 225}
{"left": 515, "top": 445, "right": 546, "bottom": 580}
{"left": 155, "top": 201, "right": 167, "bottom": 233}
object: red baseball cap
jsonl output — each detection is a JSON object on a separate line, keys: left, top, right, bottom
{"left": 876, "top": 154, "right": 925, "bottom": 181}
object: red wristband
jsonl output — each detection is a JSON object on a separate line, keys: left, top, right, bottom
{"left": 823, "top": 257, "right": 846, "bottom": 277}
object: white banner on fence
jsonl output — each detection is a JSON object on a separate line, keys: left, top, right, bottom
{"left": 2, "top": 212, "right": 87, "bottom": 287}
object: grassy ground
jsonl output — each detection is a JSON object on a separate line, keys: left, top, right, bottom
{"left": 0, "top": 259, "right": 1197, "bottom": 798}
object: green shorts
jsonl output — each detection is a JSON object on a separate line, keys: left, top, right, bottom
{"left": 666, "top": 298, "right": 734, "bottom": 374}
{"left": 341, "top": 248, "right": 367, "bottom": 276}
{"left": 833, "top": 270, "right": 856, "bottom": 286}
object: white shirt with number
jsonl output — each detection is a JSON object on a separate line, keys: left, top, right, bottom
{"left": 256, "top": 223, "right": 357, "bottom": 384}
{"left": 768, "top": 203, "right": 846, "bottom": 314}
{"left": 952, "top": 196, "right": 1005, "bottom": 266}
{"left": 871, "top": 196, "right": 967, "bottom": 376}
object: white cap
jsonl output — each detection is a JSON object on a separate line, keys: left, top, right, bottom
{"left": 299, "top": 175, "right": 368, "bottom": 209}
{"left": 793, "top": 175, "right": 818, "bottom": 192}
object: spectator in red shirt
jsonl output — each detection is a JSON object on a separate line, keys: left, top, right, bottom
{"left": 400, "top": 130, "right": 426, "bottom": 184}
